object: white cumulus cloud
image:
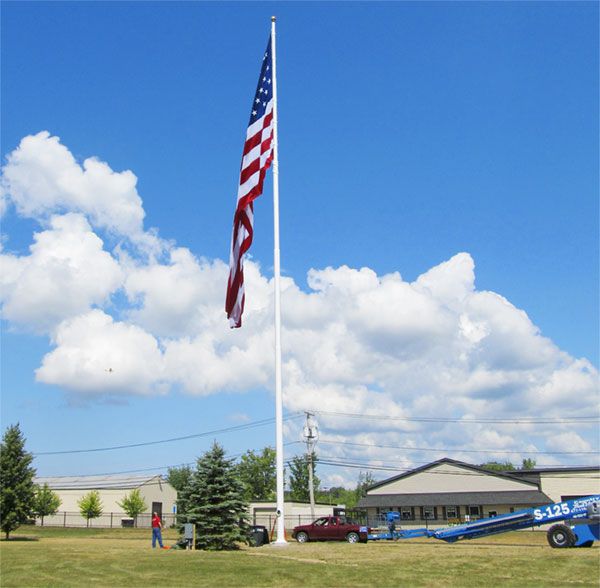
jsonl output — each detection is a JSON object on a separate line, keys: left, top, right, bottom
{"left": 36, "top": 309, "right": 167, "bottom": 396}
{"left": 2, "top": 132, "right": 598, "bottom": 475}
{"left": 0, "top": 213, "right": 123, "bottom": 332}
{"left": 1, "top": 131, "right": 145, "bottom": 237}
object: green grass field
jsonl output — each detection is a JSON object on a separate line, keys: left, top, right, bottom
{"left": 1, "top": 526, "right": 598, "bottom": 587}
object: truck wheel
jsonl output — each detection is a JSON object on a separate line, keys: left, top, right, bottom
{"left": 547, "top": 524, "right": 575, "bottom": 548}
{"left": 346, "top": 532, "right": 360, "bottom": 544}
{"left": 296, "top": 531, "right": 309, "bottom": 543}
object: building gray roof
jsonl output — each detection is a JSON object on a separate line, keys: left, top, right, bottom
{"left": 494, "top": 466, "right": 600, "bottom": 484}
{"left": 358, "top": 490, "right": 552, "bottom": 508}
{"left": 35, "top": 474, "right": 164, "bottom": 490}
{"left": 506, "top": 466, "right": 600, "bottom": 475}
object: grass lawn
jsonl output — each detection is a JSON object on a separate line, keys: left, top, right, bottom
{"left": 1, "top": 526, "right": 598, "bottom": 587}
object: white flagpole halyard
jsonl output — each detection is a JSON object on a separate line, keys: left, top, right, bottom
{"left": 270, "top": 15, "right": 287, "bottom": 545}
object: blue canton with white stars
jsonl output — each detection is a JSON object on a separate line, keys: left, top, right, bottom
{"left": 249, "top": 36, "right": 273, "bottom": 124}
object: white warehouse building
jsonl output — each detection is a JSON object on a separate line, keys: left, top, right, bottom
{"left": 35, "top": 474, "right": 177, "bottom": 528}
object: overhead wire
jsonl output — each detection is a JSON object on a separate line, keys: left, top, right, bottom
{"left": 33, "top": 409, "right": 597, "bottom": 457}
{"left": 303, "top": 455, "right": 600, "bottom": 476}
{"left": 32, "top": 408, "right": 598, "bottom": 480}
{"left": 37, "top": 460, "right": 600, "bottom": 488}
{"left": 36, "top": 441, "right": 304, "bottom": 479}
{"left": 36, "top": 442, "right": 598, "bottom": 484}
{"left": 317, "top": 438, "right": 600, "bottom": 455}
{"left": 33, "top": 413, "right": 304, "bottom": 456}
{"left": 310, "top": 409, "right": 599, "bottom": 424}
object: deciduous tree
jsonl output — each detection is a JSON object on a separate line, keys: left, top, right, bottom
{"left": 34, "top": 484, "right": 61, "bottom": 526}
{"left": 288, "top": 453, "right": 320, "bottom": 502}
{"left": 78, "top": 490, "right": 103, "bottom": 527}
{"left": 117, "top": 489, "right": 147, "bottom": 527}
{"left": 167, "top": 465, "right": 193, "bottom": 493}
{"left": 480, "top": 460, "right": 515, "bottom": 472}
{"left": 520, "top": 458, "right": 537, "bottom": 470}
{"left": 237, "top": 447, "right": 276, "bottom": 501}
{"left": 355, "top": 471, "right": 376, "bottom": 502}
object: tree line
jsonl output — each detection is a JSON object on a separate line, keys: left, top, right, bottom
{"left": 1, "top": 422, "right": 374, "bottom": 547}
{"left": 168, "top": 443, "right": 375, "bottom": 549}
{"left": 167, "top": 449, "right": 375, "bottom": 509}
{"left": 2, "top": 422, "right": 541, "bottom": 548}
{"left": 479, "top": 458, "right": 537, "bottom": 471}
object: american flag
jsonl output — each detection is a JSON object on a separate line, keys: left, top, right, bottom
{"left": 226, "top": 36, "right": 275, "bottom": 328}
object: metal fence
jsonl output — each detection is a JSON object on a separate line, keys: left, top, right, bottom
{"left": 37, "top": 512, "right": 486, "bottom": 531}
{"left": 37, "top": 511, "right": 178, "bottom": 529}
{"left": 249, "top": 513, "right": 481, "bottom": 531}
{"left": 38, "top": 512, "right": 331, "bottom": 531}
{"left": 39, "top": 512, "right": 362, "bottom": 531}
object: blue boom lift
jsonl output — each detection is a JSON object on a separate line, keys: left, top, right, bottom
{"left": 365, "top": 494, "right": 600, "bottom": 548}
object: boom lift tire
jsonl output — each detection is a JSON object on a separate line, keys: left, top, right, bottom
{"left": 547, "top": 524, "right": 576, "bottom": 548}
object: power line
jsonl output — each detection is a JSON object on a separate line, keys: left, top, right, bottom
{"left": 36, "top": 448, "right": 599, "bottom": 485}
{"left": 38, "top": 458, "right": 600, "bottom": 486}
{"left": 35, "top": 441, "right": 304, "bottom": 479}
{"left": 318, "top": 438, "right": 600, "bottom": 455}
{"left": 311, "top": 409, "right": 599, "bottom": 425}
{"left": 33, "top": 413, "right": 303, "bottom": 456}
{"left": 286, "top": 448, "right": 600, "bottom": 471}
{"left": 32, "top": 409, "right": 597, "bottom": 457}
{"left": 314, "top": 456, "right": 600, "bottom": 476}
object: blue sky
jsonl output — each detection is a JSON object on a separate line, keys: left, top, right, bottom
{"left": 1, "top": 1, "right": 598, "bottom": 487}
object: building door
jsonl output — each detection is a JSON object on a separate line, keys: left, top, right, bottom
{"left": 152, "top": 502, "right": 163, "bottom": 519}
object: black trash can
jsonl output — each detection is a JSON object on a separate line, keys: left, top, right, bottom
{"left": 249, "top": 525, "right": 269, "bottom": 547}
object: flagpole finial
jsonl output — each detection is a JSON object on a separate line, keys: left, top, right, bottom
{"left": 271, "top": 15, "right": 276, "bottom": 22}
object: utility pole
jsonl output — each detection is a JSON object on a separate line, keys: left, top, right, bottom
{"left": 303, "top": 412, "right": 318, "bottom": 520}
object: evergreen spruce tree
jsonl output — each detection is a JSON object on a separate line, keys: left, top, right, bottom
{"left": 179, "top": 442, "right": 249, "bottom": 550}
{"left": 0, "top": 424, "right": 37, "bottom": 539}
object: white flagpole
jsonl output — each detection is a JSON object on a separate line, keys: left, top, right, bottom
{"left": 270, "top": 15, "right": 287, "bottom": 545}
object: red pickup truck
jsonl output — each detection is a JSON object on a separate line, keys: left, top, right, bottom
{"left": 292, "top": 516, "right": 369, "bottom": 543}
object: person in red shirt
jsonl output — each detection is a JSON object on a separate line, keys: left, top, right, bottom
{"left": 152, "top": 512, "right": 164, "bottom": 548}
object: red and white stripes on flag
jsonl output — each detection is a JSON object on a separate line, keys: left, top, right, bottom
{"left": 226, "top": 37, "right": 274, "bottom": 328}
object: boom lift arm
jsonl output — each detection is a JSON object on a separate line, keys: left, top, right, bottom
{"left": 366, "top": 495, "right": 600, "bottom": 548}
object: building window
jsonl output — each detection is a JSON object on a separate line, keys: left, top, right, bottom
{"left": 488, "top": 511, "right": 497, "bottom": 518}
{"left": 445, "top": 506, "right": 458, "bottom": 520}
{"left": 423, "top": 506, "right": 436, "bottom": 520}
{"left": 468, "top": 505, "right": 481, "bottom": 518}
{"left": 401, "top": 507, "right": 413, "bottom": 520}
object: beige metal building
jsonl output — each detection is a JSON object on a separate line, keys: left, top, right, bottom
{"left": 505, "top": 467, "right": 600, "bottom": 503}
{"left": 358, "top": 458, "right": 600, "bottom": 526}
{"left": 248, "top": 500, "right": 339, "bottom": 530}
{"left": 35, "top": 474, "right": 177, "bottom": 528}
